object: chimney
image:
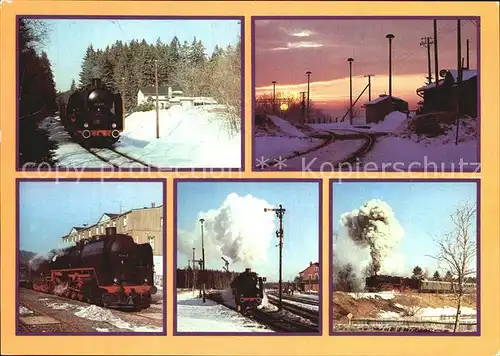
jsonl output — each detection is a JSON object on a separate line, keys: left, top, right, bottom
{"left": 91, "top": 78, "right": 101, "bottom": 88}
{"left": 168, "top": 86, "right": 173, "bottom": 99}
{"left": 151, "top": 202, "right": 156, "bottom": 208}
{"left": 309, "top": 261, "right": 312, "bottom": 267}
{"left": 105, "top": 227, "right": 117, "bottom": 236}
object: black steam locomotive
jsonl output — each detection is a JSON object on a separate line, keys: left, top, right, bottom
{"left": 60, "top": 78, "right": 124, "bottom": 145}
{"left": 365, "top": 274, "right": 476, "bottom": 294}
{"left": 230, "top": 268, "right": 265, "bottom": 312}
{"left": 22, "top": 227, "right": 157, "bottom": 309}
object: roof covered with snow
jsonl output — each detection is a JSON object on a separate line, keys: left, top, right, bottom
{"left": 417, "top": 69, "right": 477, "bottom": 92}
{"left": 365, "top": 95, "right": 406, "bottom": 106}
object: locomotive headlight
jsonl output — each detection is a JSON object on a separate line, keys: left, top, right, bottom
{"left": 113, "top": 278, "right": 118, "bottom": 283}
{"left": 84, "top": 122, "right": 89, "bottom": 128}
{"left": 144, "top": 278, "right": 148, "bottom": 282}
{"left": 112, "top": 123, "right": 117, "bottom": 128}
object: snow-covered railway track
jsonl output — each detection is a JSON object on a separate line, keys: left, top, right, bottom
{"left": 267, "top": 298, "right": 319, "bottom": 325}
{"left": 268, "top": 292, "right": 320, "bottom": 306}
{"left": 325, "top": 130, "right": 375, "bottom": 166}
{"left": 85, "top": 147, "right": 157, "bottom": 169}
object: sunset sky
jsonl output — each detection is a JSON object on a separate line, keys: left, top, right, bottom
{"left": 254, "top": 18, "right": 478, "bottom": 114}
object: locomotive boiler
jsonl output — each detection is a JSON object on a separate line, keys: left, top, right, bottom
{"left": 230, "top": 268, "right": 265, "bottom": 312}
{"left": 59, "top": 78, "right": 124, "bottom": 145}
{"left": 25, "top": 227, "right": 157, "bottom": 309}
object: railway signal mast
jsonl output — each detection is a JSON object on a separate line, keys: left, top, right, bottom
{"left": 199, "top": 218, "right": 206, "bottom": 303}
{"left": 264, "top": 204, "right": 286, "bottom": 311}
{"left": 221, "top": 256, "right": 230, "bottom": 272}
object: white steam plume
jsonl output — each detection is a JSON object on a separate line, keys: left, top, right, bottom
{"left": 334, "top": 199, "right": 405, "bottom": 278}
{"left": 178, "top": 193, "right": 276, "bottom": 269}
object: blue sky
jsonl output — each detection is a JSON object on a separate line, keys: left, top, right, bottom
{"left": 19, "top": 181, "right": 164, "bottom": 253}
{"left": 332, "top": 181, "right": 478, "bottom": 275}
{"left": 36, "top": 18, "right": 241, "bottom": 91}
{"left": 176, "top": 181, "right": 320, "bottom": 282}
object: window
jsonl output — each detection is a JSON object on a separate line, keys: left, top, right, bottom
{"left": 112, "top": 221, "right": 116, "bottom": 227}
{"left": 315, "top": 266, "right": 319, "bottom": 272}
{"left": 95, "top": 227, "right": 98, "bottom": 235}
{"left": 100, "top": 225, "right": 104, "bottom": 234}
{"left": 160, "top": 217, "right": 163, "bottom": 227}
{"left": 315, "top": 273, "right": 319, "bottom": 280}
{"left": 148, "top": 236, "right": 155, "bottom": 251}
{"left": 123, "top": 216, "right": 127, "bottom": 227}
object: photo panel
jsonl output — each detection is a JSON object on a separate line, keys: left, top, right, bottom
{"left": 17, "top": 16, "right": 244, "bottom": 172}
{"left": 16, "top": 179, "right": 166, "bottom": 335}
{"left": 330, "top": 179, "right": 480, "bottom": 336}
{"left": 252, "top": 17, "right": 480, "bottom": 173}
{"left": 174, "top": 179, "right": 322, "bottom": 335}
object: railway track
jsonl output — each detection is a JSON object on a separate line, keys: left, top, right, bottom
{"left": 325, "top": 130, "right": 375, "bottom": 167}
{"left": 207, "top": 292, "right": 317, "bottom": 333}
{"left": 267, "top": 292, "right": 320, "bottom": 306}
{"left": 84, "top": 147, "right": 157, "bottom": 169}
{"left": 267, "top": 296, "right": 319, "bottom": 325}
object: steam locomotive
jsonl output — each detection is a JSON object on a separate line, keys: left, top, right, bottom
{"left": 365, "top": 275, "right": 476, "bottom": 294}
{"left": 230, "top": 268, "right": 266, "bottom": 312}
{"left": 20, "top": 227, "right": 157, "bottom": 309}
{"left": 59, "top": 78, "right": 124, "bottom": 145}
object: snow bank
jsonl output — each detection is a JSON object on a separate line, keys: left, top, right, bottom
{"left": 267, "top": 115, "right": 307, "bottom": 137}
{"left": 254, "top": 136, "right": 323, "bottom": 161}
{"left": 348, "top": 292, "right": 396, "bottom": 300}
{"left": 118, "top": 106, "right": 241, "bottom": 168}
{"left": 371, "top": 111, "right": 407, "bottom": 134}
{"left": 75, "top": 305, "right": 162, "bottom": 332}
{"left": 176, "top": 291, "right": 273, "bottom": 333}
{"left": 46, "top": 302, "right": 75, "bottom": 310}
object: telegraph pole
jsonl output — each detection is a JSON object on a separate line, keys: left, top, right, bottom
{"left": 386, "top": 34, "right": 395, "bottom": 97}
{"left": 363, "top": 74, "right": 375, "bottom": 102}
{"left": 306, "top": 71, "right": 312, "bottom": 121}
{"left": 455, "top": 20, "right": 462, "bottom": 146}
{"left": 300, "top": 91, "right": 307, "bottom": 123}
{"left": 199, "top": 218, "right": 206, "bottom": 302}
{"left": 272, "top": 81, "right": 277, "bottom": 114}
{"left": 347, "top": 58, "right": 354, "bottom": 125}
{"left": 420, "top": 36, "right": 435, "bottom": 84}
{"left": 154, "top": 60, "right": 160, "bottom": 139}
{"left": 466, "top": 39, "right": 470, "bottom": 69}
{"left": 434, "top": 20, "right": 439, "bottom": 88}
{"left": 264, "top": 204, "right": 286, "bottom": 311}
{"left": 192, "top": 248, "right": 196, "bottom": 292}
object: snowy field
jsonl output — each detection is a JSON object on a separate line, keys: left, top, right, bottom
{"left": 255, "top": 111, "right": 479, "bottom": 171}
{"left": 37, "top": 105, "right": 241, "bottom": 169}
{"left": 176, "top": 290, "right": 273, "bottom": 333}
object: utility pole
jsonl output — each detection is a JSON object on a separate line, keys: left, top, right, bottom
{"left": 199, "top": 218, "right": 206, "bottom": 302}
{"left": 347, "top": 58, "right": 354, "bottom": 125}
{"left": 455, "top": 20, "right": 462, "bottom": 146}
{"left": 272, "top": 81, "right": 277, "bottom": 114}
{"left": 192, "top": 248, "right": 196, "bottom": 292}
{"left": 363, "top": 74, "right": 375, "bottom": 102}
{"left": 306, "top": 71, "right": 312, "bottom": 121}
{"left": 434, "top": 20, "right": 439, "bottom": 88}
{"left": 420, "top": 36, "right": 435, "bottom": 84}
{"left": 466, "top": 39, "right": 470, "bottom": 69}
{"left": 264, "top": 204, "right": 286, "bottom": 311}
{"left": 154, "top": 60, "right": 160, "bottom": 139}
{"left": 386, "top": 33, "right": 395, "bottom": 97}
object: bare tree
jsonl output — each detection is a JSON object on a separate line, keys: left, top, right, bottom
{"left": 428, "top": 200, "right": 476, "bottom": 332}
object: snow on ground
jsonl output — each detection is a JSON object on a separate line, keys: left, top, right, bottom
{"left": 254, "top": 136, "right": 323, "bottom": 160}
{"left": 117, "top": 106, "right": 241, "bottom": 168}
{"left": 38, "top": 105, "right": 241, "bottom": 169}
{"left": 38, "top": 117, "right": 113, "bottom": 169}
{"left": 176, "top": 290, "right": 273, "bottom": 332}
{"left": 267, "top": 115, "right": 307, "bottom": 137}
{"left": 46, "top": 302, "right": 76, "bottom": 310}
{"left": 348, "top": 292, "right": 396, "bottom": 300}
{"left": 310, "top": 112, "right": 407, "bottom": 134}
{"left": 363, "top": 118, "right": 478, "bottom": 171}
{"left": 292, "top": 292, "right": 319, "bottom": 299}
{"left": 74, "top": 305, "right": 162, "bottom": 332}
{"left": 19, "top": 305, "right": 34, "bottom": 316}
{"left": 378, "top": 306, "right": 477, "bottom": 321}
{"left": 268, "top": 294, "right": 319, "bottom": 312}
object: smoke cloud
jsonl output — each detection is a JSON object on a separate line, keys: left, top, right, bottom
{"left": 178, "top": 193, "right": 276, "bottom": 269}
{"left": 333, "top": 199, "right": 405, "bottom": 287}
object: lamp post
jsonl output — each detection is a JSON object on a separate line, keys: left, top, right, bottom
{"left": 306, "top": 71, "right": 312, "bottom": 121}
{"left": 272, "top": 81, "right": 277, "bottom": 114}
{"left": 199, "top": 218, "right": 206, "bottom": 303}
{"left": 154, "top": 59, "right": 160, "bottom": 139}
{"left": 347, "top": 58, "right": 354, "bottom": 125}
{"left": 264, "top": 204, "right": 286, "bottom": 311}
{"left": 386, "top": 33, "right": 395, "bottom": 98}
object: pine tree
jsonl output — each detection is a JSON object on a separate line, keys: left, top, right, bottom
{"left": 70, "top": 79, "right": 77, "bottom": 91}
{"left": 79, "top": 44, "right": 97, "bottom": 87}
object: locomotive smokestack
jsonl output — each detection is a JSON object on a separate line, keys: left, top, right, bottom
{"left": 245, "top": 268, "right": 251, "bottom": 273}
{"left": 91, "top": 78, "right": 102, "bottom": 88}
{"left": 105, "top": 227, "right": 117, "bottom": 236}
